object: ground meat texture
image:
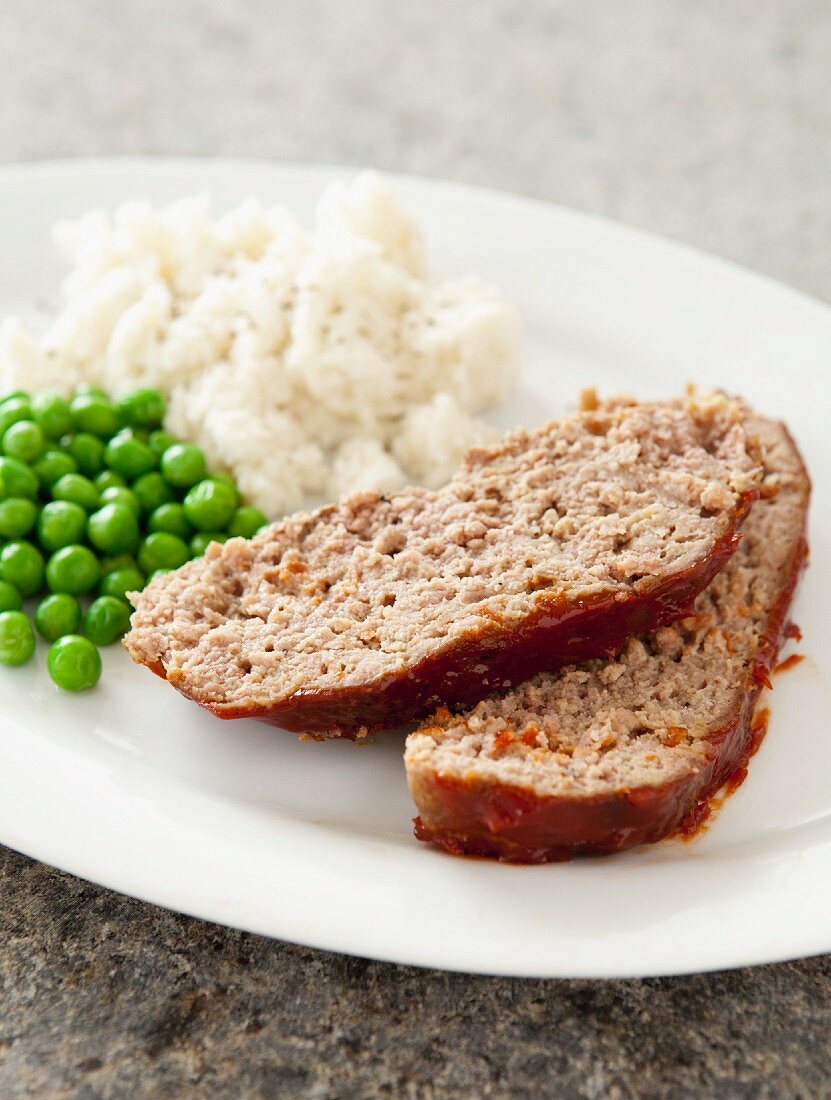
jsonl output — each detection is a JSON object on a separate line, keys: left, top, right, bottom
{"left": 124, "top": 394, "right": 761, "bottom": 737}
{"left": 405, "top": 414, "right": 809, "bottom": 861}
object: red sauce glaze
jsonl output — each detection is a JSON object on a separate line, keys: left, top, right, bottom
{"left": 674, "top": 706, "right": 770, "bottom": 841}
{"left": 151, "top": 490, "right": 757, "bottom": 738}
{"left": 775, "top": 653, "right": 804, "bottom": 673}
{"left": 412, "top": 532, "right": 808, "bottom": 864}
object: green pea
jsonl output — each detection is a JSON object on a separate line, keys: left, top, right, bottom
{"left": 94, "top": 469, "right": 126, "bottom": 493}
{"left": 38, "top": 501, "right": 88, "bottom": 553}
{"left": 148, "top": 429, "right": 177, "bottom": 458}
{"left": 64, "top": 431, "right": 105, "bottom": 475}
{"left": 34, "top": 449, "right": 77, "bottom": 488}
{"left": 160, "top": 442, "right": 207, "bottom": 488}
{"left": 114, "top": 388, "right": 166, "bottom": 429}
{"left": 52, "top": 473, "right": 99, "bottom": 512}
{"left": 73, "top": 383, "right": 108, "bottom": 398}
{"left": 137, "top": 532, "right": 189, "bottom": 574}
{"left": 148, "top": 569, "right": 171, "bottom": 583}
{"left": 69, "top": 394, "right": 118, "bottom": 438}
{"left": 0, "top": 541, "right": 44, "bottom": 596}
{"left": 189, "top": 531, "right": 227, "bottom": 557}
{"left": 31, "top": 393, "right": 73, "bottom": 440}
{"left": 0, "top": 457, "right": 39, "bottom": 501}
{"left": 227, "top": 506, "right": 268, "bottom": 539}
{"left": 148, "top": 502, "right": 192, "bottom": 540}
{"left": 131, "top": 471, "right": 174, "bottom": 515}
{"left": 0, "top": 498, "right": 38, "bottom": 539}
{"left": 104, "top": 429, "right": 157, "bottom": 480}
{"left": 45, "top": 544, "right": 99, "bottom": 595}
{"left": 255, "top": 524, "right": 271, "bottom": 537}
{"left": 99, "top": 566, "right": 145, "bottom": 603}
{"left": 0, "top": 391, "right": 29, "bottom": 404}
{"left": 2, "top": 420, "right": 45, "bottom": 463}
{"left": 0, "top": 396, "right": 33, "bottom": 437}
{"left": 35, "top": 593, "right": 82, "bottom": 641}
{"left": 82, "top": 595, "right": 132, "bottom": 646}
{"left": 0, "top": 610, "right": 35, "bottom": 666}
{"left": 0, "top": 580, "right": 23, "bottom": 612}
{"left": 47, "top": 634, "right": 102, "bottom": 691}
{"left": 183, "top": 479, "right": 238, "bottom": 531}
{"left": 87, "top": 502, "right": 140, "bottom": 554}
{"left": 100, "top": 485, "right": 140, "bottom": 514}
{"left": 98, "top": 554, "right": 139, "bottom": 578}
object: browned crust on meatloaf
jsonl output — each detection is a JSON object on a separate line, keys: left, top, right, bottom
{"left": 406, "top": 418, "right": 809, "bottom": 861}
{"left": 124, "top": 395, "right": 761, "bottom": 737}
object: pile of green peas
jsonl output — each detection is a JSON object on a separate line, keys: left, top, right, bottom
{"left": 0, "top": 385, "right": 267, "bottom": 691}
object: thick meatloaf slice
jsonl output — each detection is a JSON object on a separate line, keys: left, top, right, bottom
{"left": 124, "top": 394, "right": 760, "bottom": 738}
{"left": 406, "top": 415, "right": 809, "bottom": 861}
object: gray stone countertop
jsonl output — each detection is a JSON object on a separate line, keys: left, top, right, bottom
{"left": 1, "top": 1, "right": 830, "bottom": 1095}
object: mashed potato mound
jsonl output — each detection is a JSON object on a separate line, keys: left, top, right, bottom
{"left": 0, "top": 173, "right": 521, "bottom": 516}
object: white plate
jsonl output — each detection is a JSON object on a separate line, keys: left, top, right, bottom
{"left": 0, "top": 158, "right": 829, "bottom": 980}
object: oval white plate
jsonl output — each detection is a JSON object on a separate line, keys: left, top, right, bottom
{"left": 0, "top": 158, "right": 829, "bottom": 979}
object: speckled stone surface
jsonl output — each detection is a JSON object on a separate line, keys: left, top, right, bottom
{"left": 1, "top": 1, "right": 830, "bottom": 1096}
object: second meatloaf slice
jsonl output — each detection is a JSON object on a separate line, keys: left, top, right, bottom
{"left": 125, "top": 394, "right": 761, "bottom": 737}
{"left": 406, "top": 414, "right": 809, "bottom": 861}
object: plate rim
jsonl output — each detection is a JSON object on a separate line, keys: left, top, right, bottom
{"left": 4, "top": 152, "right": 831, "bottom": 326}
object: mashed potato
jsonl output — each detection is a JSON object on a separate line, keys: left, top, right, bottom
{"left": 0, "top": 173, "right": 521, "bottom": 516}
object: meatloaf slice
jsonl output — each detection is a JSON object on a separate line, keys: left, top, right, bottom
{"left": 124, "top": 394, "right": 761, "bottom": 738}
{"left": 406, "top": 415, "right": 809, "bottom": 861}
